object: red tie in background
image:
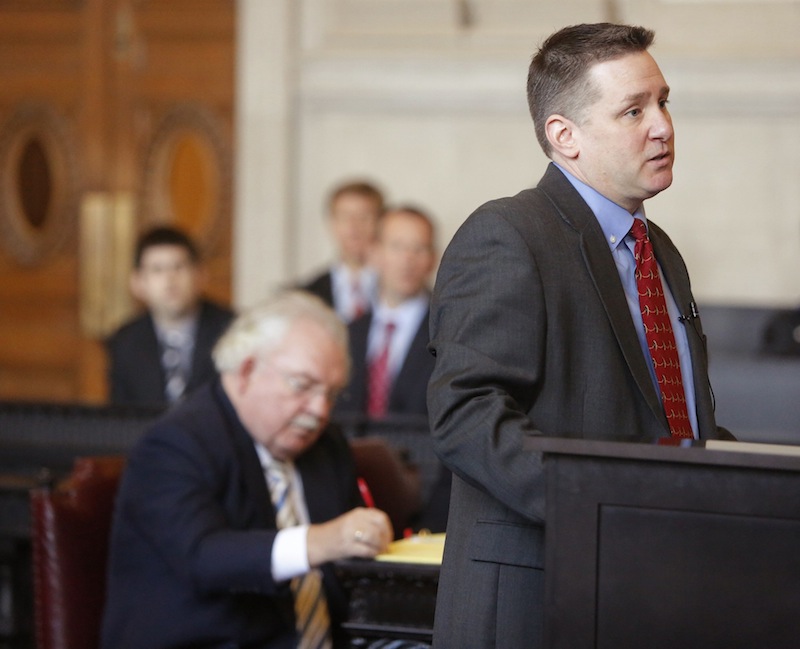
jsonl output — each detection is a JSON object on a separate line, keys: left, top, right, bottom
{"left": 367, "top": 321, "right": 395, "bottom": 417}
{"left": 630, "top": 219, "right": 693, "bottom": 439}
{"left": 351, "top": 279, "right": 366, "bottom": 320}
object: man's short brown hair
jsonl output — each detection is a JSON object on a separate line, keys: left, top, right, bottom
{"left": 326, "top": 180, "right": 385, "bottom": 216}
{"left": 134, "top": 226, "right": 199, "bottom": 268}
{"left": 527, "top": 23, "right": 655, "bottom": 157}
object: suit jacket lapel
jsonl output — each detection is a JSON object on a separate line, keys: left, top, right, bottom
{"left": 580, "top": 224, "right": 670, "bottom": 431}
{"left": 539, "top": 166, "right": 669, "bottom": 431}
{"left": 295, "top": 442, "right": 340, "bottom": 524}
{"left": 320, "top": 272, "right": 335, "bottom": 306}
{"left": 215, "top": 383, "right": 275, "bottom": 526}
{"left": 240, "top": 442, "right": 274, "bottom": 526}
{"left": 142, "top": 314, "right": 168, "bottom": 399}
{"left": 190, "top": 301, "right": 214, "bottom": 389}
{"left": 648, "top": 225, "right": 717, "bottom": 438}
{"left": 349, "top": 313, "right": 372, "bottom": 410}
{"left": 389, "top": 308, "right": 430, "bottom": 408}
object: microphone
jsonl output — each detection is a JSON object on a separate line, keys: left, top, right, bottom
{"left": 678, "top": 301, "right": 699, "bottom": 324}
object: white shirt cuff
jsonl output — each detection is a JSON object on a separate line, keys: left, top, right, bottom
{"left": 271, "top": 525, "right": 310, "bottom": 582}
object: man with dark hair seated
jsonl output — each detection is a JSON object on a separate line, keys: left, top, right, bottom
{"left": 106, "top": 225, "right": 234, "bottom": 406}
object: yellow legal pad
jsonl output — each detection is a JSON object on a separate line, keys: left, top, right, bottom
{"left": 375, "top": 533, "right": 445, "bottom": 565}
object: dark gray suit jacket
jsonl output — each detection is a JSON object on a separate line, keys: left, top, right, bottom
{"left": 427, "top": 164, "right": 729, "bottom": 648}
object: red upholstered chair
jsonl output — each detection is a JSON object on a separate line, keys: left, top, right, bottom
{"left": 349, "top": 436, "right": 422, "bottom": 536}
{"left": 30, "top": 456, "right": 126, "bottom": 649}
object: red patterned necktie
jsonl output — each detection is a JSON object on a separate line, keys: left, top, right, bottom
{"left": 367, "top": 321, "right": 395, "bottom": 417}
{"left": 630, "top": 219, "right": 693, "bottom": 439}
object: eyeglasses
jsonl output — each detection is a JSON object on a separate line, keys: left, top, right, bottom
{"left": 267, "top": 364, "right": 342, "bottom": 404}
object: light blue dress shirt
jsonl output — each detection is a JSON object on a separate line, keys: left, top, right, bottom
{"left": 555, "top": 164, "right": 698, "bottom": 438}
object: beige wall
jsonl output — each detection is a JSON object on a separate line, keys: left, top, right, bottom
{"left": 235, "top": 0, "right": 800, "bottom": 309}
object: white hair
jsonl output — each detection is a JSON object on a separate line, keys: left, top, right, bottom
{"left": 212, "top": 290, "right": 349, "bottom": 375}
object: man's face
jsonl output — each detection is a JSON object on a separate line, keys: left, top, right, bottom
{"left": 569, "top": 51, "right": 674, "bottom": 213}
{"left": 374, "top": 211, "right": 435, "bottom": 307}
{"left": 131, "top": 245, "right": 202, "bottom": 321}
{"left": 233, "top": 320, "right": 348, "bottom": 462}
{"left": 329, "top": 193, "right": 381, "bottom": 266}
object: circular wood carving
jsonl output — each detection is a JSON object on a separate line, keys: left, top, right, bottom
{"left": 0, "top": 103, "right": 79, "bottom": 266}
{"left": 140, "top": 103, "right": 230, "bottom": 254}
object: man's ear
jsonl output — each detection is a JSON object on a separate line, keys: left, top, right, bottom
{"left": 231, "top": 356, "right": 257, "bottom": 394}
{"left": 129, "top": 270, "right": 145, "bottom": 302}
{"left": 545, "top": 114, "right": 579, "bottom": 160}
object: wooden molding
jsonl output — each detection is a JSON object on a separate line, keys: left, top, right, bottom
{"left": 140, "top": 102, "right": 231, "bottom": 256}
{"left": 79, "top": 191, "right": 136, "bottom": 338}
{"left": 0, "top": 102, "right": 80, "bottom": 266}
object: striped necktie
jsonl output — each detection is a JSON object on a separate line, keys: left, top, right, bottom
{"left": 266, "top": 460, "right": 332, "bottom": 649}
{"left": 160, "top": 330, "right": 190, "bottom": 403}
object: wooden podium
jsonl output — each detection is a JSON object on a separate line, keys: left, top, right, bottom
{"left": 335, "top": 438, "right": 800, "bottom": 647}
{"left": 533, "top": 437, "right": 800, "bottom": 649}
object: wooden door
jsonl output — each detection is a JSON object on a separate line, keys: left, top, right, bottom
{"left": 0, "top": 0, "right": 235, "bottom": 403}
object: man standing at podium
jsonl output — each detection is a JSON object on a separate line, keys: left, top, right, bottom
{"left": 427, "top": 23, "right": 734, "bottom": 648}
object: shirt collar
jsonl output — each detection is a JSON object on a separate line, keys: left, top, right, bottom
{"left": 331, "top": 262, "right": 376, "bottom": 287}
{"left": 254, "top": 441, "right": 284, "bottom": 472}
{"left": 154, "top": 311, "right": 199, "bottom": 347}
{"left": 553, "top": 163, "right": 647, "bottom": 251}
{"left": 373, "top": 292, "right": 429, "bottom": 328}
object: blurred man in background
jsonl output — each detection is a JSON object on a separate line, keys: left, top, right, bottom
{"left": 106, "top": 225, "right": 234, "bottom": 406}
{"left": 300, "top": 180, "right": 385, "bottom": 323}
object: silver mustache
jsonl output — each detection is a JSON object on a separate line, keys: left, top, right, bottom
{"left": 291, "top": 413, "right": 323, "bottom": 431}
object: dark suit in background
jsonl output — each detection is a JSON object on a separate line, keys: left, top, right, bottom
{"left": 298, "top": 267, "right": 377, "bottom": 324}
{"left": 335, "top": 310, "right": 433, "bottom": 417}
{"left": 102, "top": 381, "right": 362, "bottom": 649}
{"left": 106, "top": 299, "right": 233, "bottom": 406}
{"left": 298, "top": 179, "right": 384, "bottom": 322}
{"left": 428, "top": 165, "right": 732, "bottom": 647}
{"left": 335, "top": 308, "right": 450, "bottom": 534}
{"left": 300, "top": 270, "right": 334, "bottom": 308}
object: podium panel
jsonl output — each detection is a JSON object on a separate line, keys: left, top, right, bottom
{"left": 534, "top": 438, "right": 800, "bottom": 649}
{"left": 335, "top": 558, "right": 438, "bottom": 646}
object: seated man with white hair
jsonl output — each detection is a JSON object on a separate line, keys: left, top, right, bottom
{"left": 102, "top": 290, "right": 393, "bottom": 649}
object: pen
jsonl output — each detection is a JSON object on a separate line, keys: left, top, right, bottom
{"left": 357, "top": 477, "right": 375, "bottom": 508}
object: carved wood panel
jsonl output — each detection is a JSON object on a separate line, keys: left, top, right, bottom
{"left": 0, "top": 0, "right": 235, "bottom": 403}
